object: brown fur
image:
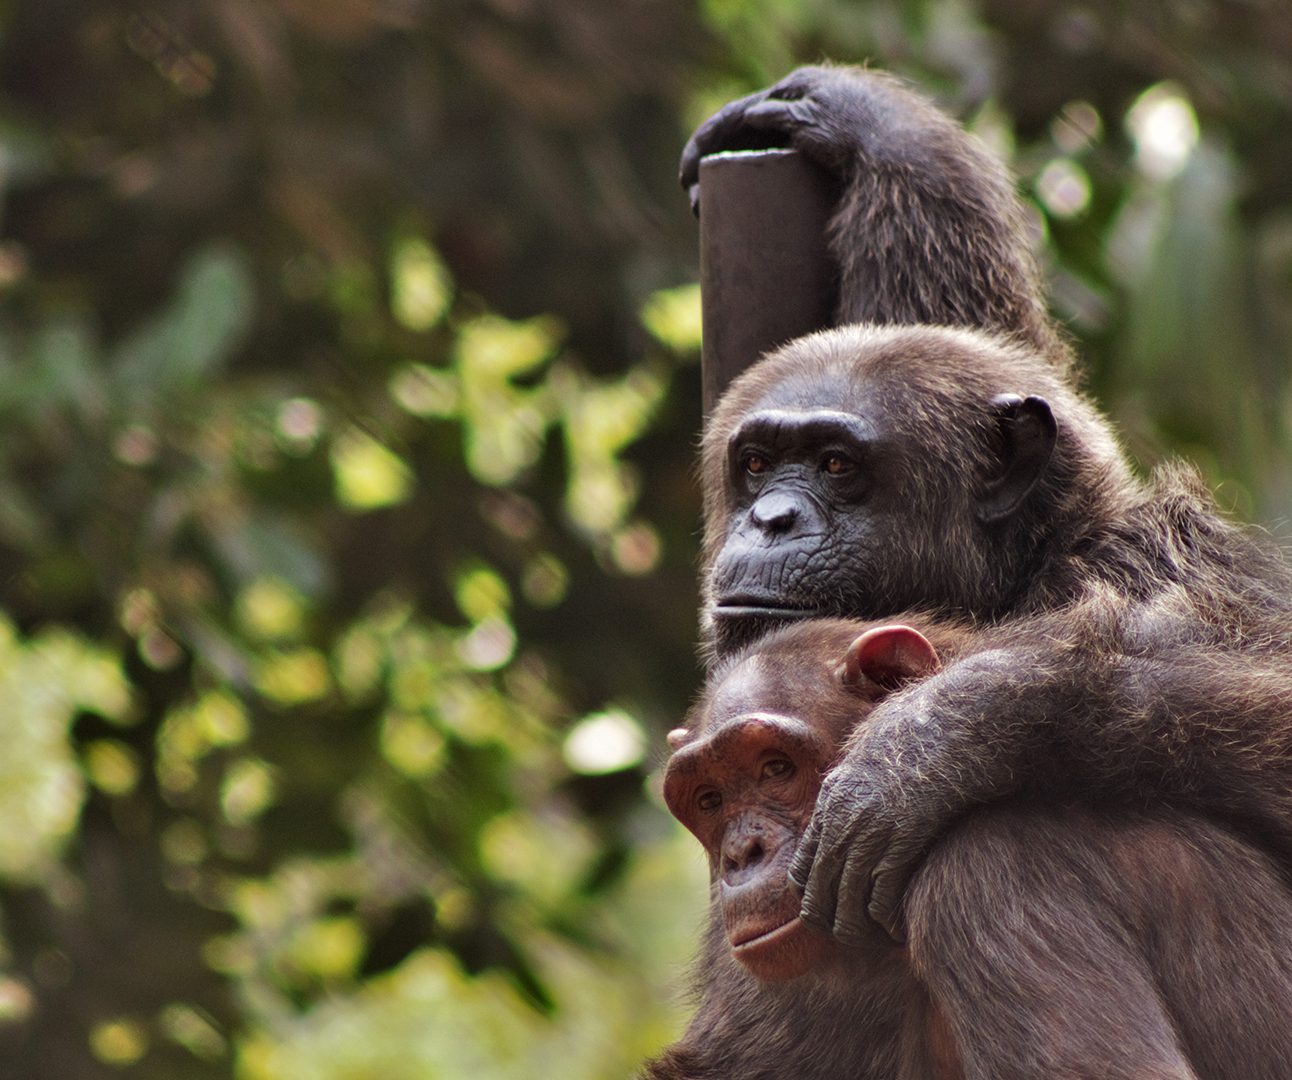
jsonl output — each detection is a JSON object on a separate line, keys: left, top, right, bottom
{"left": 680, "top": 66, "right": 1292, "bottom": 949}
{"left": 644, "top": 620, "right": 1292, "bottom": 1080}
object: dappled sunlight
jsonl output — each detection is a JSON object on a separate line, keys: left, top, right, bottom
{"left": 563, "top": 709, "right": 648, "bottom": 775}
{"left": 641, "top": 282, "right": 703, "bottom": 353}
{"left": 330, "top": 428, "right": 414, "bottom": 511}
{"left": 1127, "top": 83, "right": 1200, "bottom": 182}
{"left": 1036, "top": 157, "right": 1091, "bottom": 220}
{"left": 390, "top": 238, "right": 453, "bottom": 333}
{"left": 0, "top": 621, "right": 130, "bottom": 880}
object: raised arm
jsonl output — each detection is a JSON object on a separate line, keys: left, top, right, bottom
{"left": 680, "top": 64, "right": 1062, "bottom": 355}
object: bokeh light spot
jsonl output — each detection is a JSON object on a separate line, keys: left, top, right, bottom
{"left": 331, "top": 428, "right": 413, "bottom": 511}
{"left": 1126, "top": 83, "right": 1199, "bottom": 181}
{"left": 90, "top": 1019, "right": 148, "bottom": 1066}
{"left": 563, "top": 710, "right": 646, "bottom": 775}
{"left": 391, "top": 237, "right": 452, "bottom": 331}
{"left": 1036, "top": 158, "right": 1091, "bottom": 219}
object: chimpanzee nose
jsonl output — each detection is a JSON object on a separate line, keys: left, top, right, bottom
{"left": 722, "top": 831, "right": 768, "bottom": 884}
{"left": 751, "top": 492, "right": 800, "bottom": 534}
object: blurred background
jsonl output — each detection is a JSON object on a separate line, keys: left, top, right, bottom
{"left": 2, "top": 1, "right": 1291, "bottom": 1076}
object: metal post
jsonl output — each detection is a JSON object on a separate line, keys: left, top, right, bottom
{"left": 698, "top": 148, "right": 836, "bottom": 415}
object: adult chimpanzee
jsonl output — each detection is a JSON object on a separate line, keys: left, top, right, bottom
{"left": 643, "top": 618, "right": 1292, "bottom": 1080}
{"left": 679, "top": 65, "right": 1292, "bottom": 940}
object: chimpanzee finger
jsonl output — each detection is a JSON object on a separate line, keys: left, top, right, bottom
{"left": 832, "top": 845, "right": 878, "bottom": 946}
{"left": 787, "top": 814, "right": 821, "bottom": 891}
{"left": 794, "top": 832, "right": 843, "bottom": 933}
{"left": 797, "top": 872, "right": 838, "bottom": 935}
{"left": 678, "top": 91, "right": 774, "bottom": 191}
{"left": 867, "top": 841, "right": 925, "bottom": 942}
{"left": 741, "top": 98, "right": 816, "bottom": 136}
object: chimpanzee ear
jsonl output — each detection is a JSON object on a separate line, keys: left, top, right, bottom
{"left": 977, "top": 394, "right": 1056, "bottom": 525}
{"left": 840, "top": 625, "right": 941, "bottom": 693}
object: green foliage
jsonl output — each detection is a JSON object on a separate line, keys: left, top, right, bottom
{"left": 1, "top": 1, "right": 1292, "bottom": 1077}
{"left": 0, "top": 144, "right": 700, "bottom": 1071}
{"left": 0, "top": 619, "right": 130, "bottom": 880}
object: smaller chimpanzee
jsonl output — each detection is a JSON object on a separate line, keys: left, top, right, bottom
{"left": 642, "top": 618, "right": 1292, "bottom": 1080}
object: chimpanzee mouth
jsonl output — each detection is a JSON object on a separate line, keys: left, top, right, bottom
{"left": 713, "top": 599, "right": 817, "bottom": 622}
{"left": 730, "top": 914, "right": 803, "bottom": 952}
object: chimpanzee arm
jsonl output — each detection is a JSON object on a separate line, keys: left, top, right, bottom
{"left": 679, "top": 64, "right": 1060, "bottom": 354}
{"left": 792, "top": 630, "right": 1292, "bottom": 942}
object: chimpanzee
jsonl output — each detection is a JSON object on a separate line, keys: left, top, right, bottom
{"left": 643, "top": 618, "right": 1292, "bottom": 1080}
{"left": 679, "top": 64, "right": 1292, "bottom": 939}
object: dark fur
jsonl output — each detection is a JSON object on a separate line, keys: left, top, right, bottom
{"left": 680, "top": 65, "right": 1292, "bottom": 939}
{"left": 643, "top": 620, "right": 1292, "bottom": 1080}
{"left": 680, "top": 64, "right": 1064, "bottom": 357}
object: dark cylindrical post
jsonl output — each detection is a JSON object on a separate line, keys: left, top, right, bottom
{"left": 698, "top": 148, "right": 836, "bottom": 415}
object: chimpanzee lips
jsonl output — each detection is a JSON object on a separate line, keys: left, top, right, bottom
{"left": 713, "top": 595, "right": 817, "bottom": 621}
{"left": 726, "top": 901, "right": 833, "bottom": 982}
{"left": 729, "top": 913, "right": 802, "bottom": 951}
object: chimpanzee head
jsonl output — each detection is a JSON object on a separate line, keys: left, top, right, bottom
{"left": 664, "top": 618, "right": 942, "bottom": 979}
{"left": 700, "top": 324, "right": 1128, "bottom": 657}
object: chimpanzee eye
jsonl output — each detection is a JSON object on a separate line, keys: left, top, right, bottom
{"left": 697, "top": 789, "right": 723, "bottom": 813}
{"left": 743, "top": 452, "right": 770, "bottom": 476}
{"left": 761, "top": 758, "right": 794, "bottom": 781}
{"left": 821, "top": 453, "right": 853, "bottom": 476}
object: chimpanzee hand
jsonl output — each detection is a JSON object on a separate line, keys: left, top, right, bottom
{"left": 679, "top": 65, "right": 912, "bottom": 215}
{"left": 789, "top": 662, "right": 1034, "bottom": 943}
{"left": 788, "top": 749, "right": 949, "bottom": 944}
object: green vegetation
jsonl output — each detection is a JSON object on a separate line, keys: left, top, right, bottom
{"left": 2, "top": 2, "right": 1292, "bottom": 1076}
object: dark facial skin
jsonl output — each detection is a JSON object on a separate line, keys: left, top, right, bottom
{"left": 712, "top": 407, "right": 887, "bottom": 639}
{"left": 703, "top": 334, "right": 1063, "bottom": 658}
